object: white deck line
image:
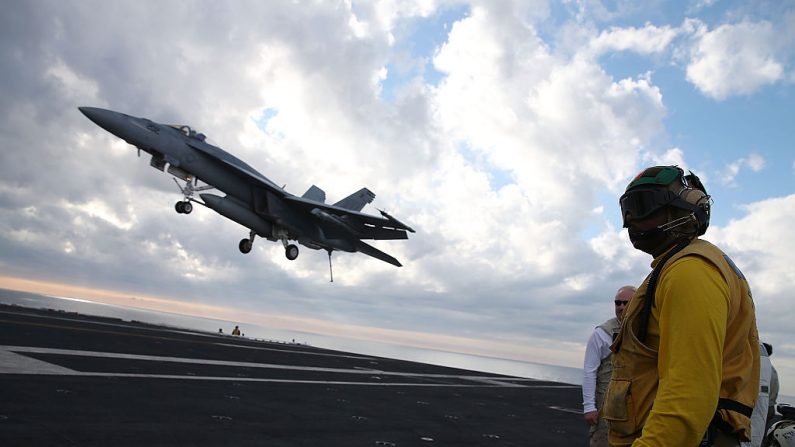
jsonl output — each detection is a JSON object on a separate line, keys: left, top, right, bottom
{"left": 0, "top": 349, "right": 79, "bottom": 375}
{"left": 0, "top": 345, "right": 578, "bottom": 388}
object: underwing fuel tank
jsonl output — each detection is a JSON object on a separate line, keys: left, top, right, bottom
{"left": 200, "top": 193, "right": 272, "bottom": 238}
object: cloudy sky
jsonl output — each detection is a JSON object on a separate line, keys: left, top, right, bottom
{"left": 1, "top": 0, "right": 793, "bottom": 395}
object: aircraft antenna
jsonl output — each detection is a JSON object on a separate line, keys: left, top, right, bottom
{"left": 327, "top": 250, "right": 334, "bottom": 283}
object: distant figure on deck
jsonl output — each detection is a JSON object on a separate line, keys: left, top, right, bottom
{"left": 218, "top": 328, "right": 223, "bottom": 334}
{"left": 232, "top": 325, "right": 241, "bottom": 336}
{"left": 582, "top": 285, "right": 636, "bottom": 447}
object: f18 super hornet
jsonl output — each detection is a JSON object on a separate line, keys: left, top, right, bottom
{"left": 79, "top": 107, "right": 414, "bottom": 277}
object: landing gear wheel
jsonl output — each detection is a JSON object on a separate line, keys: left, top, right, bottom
{"left": 285, "top": 244, "right": 299, "bottom": 261}
{"left": 239, "top": 239, "right": 253, "bottom": 254}
{"left": 182, "top": 201, "right": 193, "bottom": 214}
{"left": 175, "top": 201, "right": 185, "bottom": 214}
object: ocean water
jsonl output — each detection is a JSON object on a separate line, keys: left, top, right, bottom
{"left": 0, "top": 288, "right": 583, "bottom": 385}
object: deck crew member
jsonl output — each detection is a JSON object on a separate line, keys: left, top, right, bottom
{"left": 603, "top": 165, "right": 760, "bottom": 446}
{"left": 583, "top": 285, "right": 636, "bottom": 447}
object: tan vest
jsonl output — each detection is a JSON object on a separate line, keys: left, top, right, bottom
{"left": 595, "top": 317, "right": 621, "bottom": 409}
{"left": 602, "top": 239, "right": 759, "bottom": 445}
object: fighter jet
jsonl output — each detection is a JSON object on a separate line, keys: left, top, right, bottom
{"left": 79, "top": 107, "right": 414, "bottom": 276}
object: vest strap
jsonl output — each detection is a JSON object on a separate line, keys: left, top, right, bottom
{"left": 638, "top": 238, "right": 690, "bottom": 342}
{"left": 717, "top": 398, "right": 753, "bottom": 417}
{"left": 704, "top": 398, "right": 754, "bottom": 443}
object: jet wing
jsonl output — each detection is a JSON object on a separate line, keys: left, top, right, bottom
{"left": 186, "top": 140, "right": 285, "bottom": 193}
{"left": 187, "top": 139, "right": 415, "bottom": 240}
{"left": 284, "top": 195, "right": 414, "bottom": 240}
{"left": 354, "top": 240, "right": 402, "bottom": 267}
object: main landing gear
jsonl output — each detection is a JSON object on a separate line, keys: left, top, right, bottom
{"left": 273, "top": 227, "right": 299, "bottom": 261}
{"left": 237, "top": 230, "right": 299, "bottom": 261}
{"left": 239, "top": 231, "right": 255, "bottom": 254}
{"left": 285, "top": 243, "right": 299, "bottom": 260}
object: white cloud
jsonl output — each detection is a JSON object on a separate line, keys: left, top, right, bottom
{"left": 686, "top": 0, "right": 717, "bottom": 14}
{"left": 708, "top": 194, "right": 795, "bottom": 356}
{"left": 587, "top": 23, "right": 679, "bottom": 58}
{"left": 720, "top": 152, "right": 766, "bottom": 186}
{"left": 710, "top": 195, "right": 795, "bottom": 293}
{"left": 746, "top": 153, "right": 765, "bottom": 171}
{"left": 64, "top": 198, "right": 137, "bottom": 231}
{"left": 45, "top": 59, "right": 100, "bottom": 103}
{"left": 434, "top": 6, "right": 666, "bottom": 196}
{"left": 684, "top": 19, "right": 786, "bottom": 100}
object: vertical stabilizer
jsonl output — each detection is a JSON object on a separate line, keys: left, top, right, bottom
{"left": 333, "top": 188, "right": 376, "bottom": 211}
{"left": 302, "top": 185, "right": 326, "bottom": 203}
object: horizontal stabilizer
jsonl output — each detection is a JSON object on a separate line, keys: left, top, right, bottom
{"left": 334, "top": 188, "right": 375, "bottom": 211}
{"left": 363, "top": 226, "right": 409, "bottom": 240}
{"left": 354, "top": 240, "right": 402, "bottom": 267}
{"left": 378, "top": 209, "right": 415, "bottom": 233}
{"left": 302, "top": 185, "right": 326, "bottom": 203}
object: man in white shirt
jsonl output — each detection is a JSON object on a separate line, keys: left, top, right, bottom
{"left": 583, "top": 285, "right": 636, "bottom": 447}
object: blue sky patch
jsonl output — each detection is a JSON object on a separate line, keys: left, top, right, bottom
{"left": 379, "top": 5, "right": 470, "bottom": 101}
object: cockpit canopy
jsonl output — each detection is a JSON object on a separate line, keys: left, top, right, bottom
{"left": 168, "top": 124, "right": 206, "bottom": 142}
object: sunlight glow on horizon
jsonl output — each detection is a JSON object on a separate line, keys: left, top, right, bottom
{"left": 0, "top": 275, "right": 584, "bottom": 369}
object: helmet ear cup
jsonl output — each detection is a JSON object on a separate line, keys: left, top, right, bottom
{"left": 680, "top": 170, "right": 710, "bottom": 235}
{"left": 684, "top": 171, "right": 707, "bottom": 194}
{"left": 678, "top": 188, "right": 710, "bottom": 235}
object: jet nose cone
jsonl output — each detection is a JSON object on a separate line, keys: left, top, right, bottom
{"left": 78, "top": 106, "right": 129, "bottom": 138}
{"left": 78, "top": 106, "right": 108, "bottom": 125}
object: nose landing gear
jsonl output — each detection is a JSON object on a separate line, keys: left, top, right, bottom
{"left": 175, "top": 200, "right": 193, "bottom": 214}
{"left": 173, "top": 176, "right": 212, "bottom": 215}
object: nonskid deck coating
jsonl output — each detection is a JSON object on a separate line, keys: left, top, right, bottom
{"left": 0, "top": 304, "right": 586, "bottom": 446}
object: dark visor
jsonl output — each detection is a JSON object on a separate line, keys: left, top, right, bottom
{"left": 619, "top": 188, "right": 677, "bottom": 222}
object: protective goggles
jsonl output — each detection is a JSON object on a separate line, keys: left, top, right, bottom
{"left": 619, "top": 188, "right": 677, "bottom": 222}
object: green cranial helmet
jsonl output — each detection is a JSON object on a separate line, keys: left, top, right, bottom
{"left": 619, "top": 165, "right": 711, "bottom": 236}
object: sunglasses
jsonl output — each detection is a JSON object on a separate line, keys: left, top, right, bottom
{"left": 614, "top": 300, "right": 629, "bottom": 306}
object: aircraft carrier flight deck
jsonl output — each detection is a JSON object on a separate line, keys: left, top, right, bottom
{"left": 0, "top": 303, "right": 585, "bottom": 446}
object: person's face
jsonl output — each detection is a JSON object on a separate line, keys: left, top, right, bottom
{"left": 625, "top": 207, "right": 666, "bottom": 231}
{"left": 625, "top": 208, "right": 672, "bottom": 256}
{"left": 614, "top": 288, "right": 634, "bottom": 320}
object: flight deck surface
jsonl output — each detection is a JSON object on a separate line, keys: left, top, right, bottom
{"left": 0, "top": 304, "right": 585, "bottom": 446}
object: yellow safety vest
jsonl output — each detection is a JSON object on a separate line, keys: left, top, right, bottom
{"left": 596, "top": 317, "right": 621, "bottom": 409}
{"left": 602, "top": 239, "right": 759, "bottom": 445}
